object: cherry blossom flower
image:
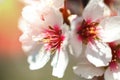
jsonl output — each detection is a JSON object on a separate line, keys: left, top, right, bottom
{"left": 104, "top": 42, "right": 120, "bottom": 80}
{"left": 19, "top": 1, "right": 69, "bottom": 78}
{"left": 69, "top": 0, "right": 120, "bottom": 67}
{"left": 73, "top": 42, "right": 120, "bottom": 80}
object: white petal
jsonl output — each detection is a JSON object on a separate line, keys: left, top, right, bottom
{"left": 73, "top": 53, "right": 104, "bottom": 79}
{"left": 104, "top": 64, "right": 120, "bottom": 80}
{"left": 40, "top": 7, "right": 63, "bottom": 27}
{"left": 73, "top": 62, "right": 104, "bottom": 79}
{"left": 70, "top": 17, "right": 83, "bottom": 31}
{"left": 19, "top": 33, "right": 34, "bottom": 52}
{"left": 68, "top": 15, "right": 77, "bottom": 24}
{"left": 51, "top": 49, "right": 69, "bottom": 78}
{"left": 22, "top": 5, "right": 41, "bottom": 25}
{"left": 51, "top": 50, "right": 59, "bottom": 67}
{"left": 86, "top": 40, "right": 112, "bottom": 67}
{"left": 83, "top": 0, "right": 108, "bottom": 21}
{"left": 22, "top": 5, "right": 63, "bottom": 33}
{"left": 18, "top": 18, "right": 31, "bottom": 32}
{"left": 70, "top": 32, "right": 82, "bottom": 57}
{"left": 100, "top": 16, "right": 120, "bottom": 42}
{"left": 19, "top": 33, "right": 31, "bottom": 45}
{"left": 19, "top": 27, "right": 45, "bottom": 54}
{"left": 40, "top": 0, "right": 64, "bottom": 9}
{"left": 70, "top": 17, "right": 83, "bottom": 57}
{"left": 28, "top": 47, "right": 50, "bottom": 70}
{"left": 61, "top": 23, "right": 69, "bottom": 35}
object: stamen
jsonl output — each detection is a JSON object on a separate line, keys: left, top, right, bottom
{"left": 108, "top": 43, "right": 120, "bottom": 71}
{"left": 41, "top": 25, "right": 64, "bottom": 54}
{"left": 77, "top": 20, "right": 99, "bottom": 44}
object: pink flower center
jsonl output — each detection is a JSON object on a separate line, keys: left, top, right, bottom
{"left": 108, "top": 42, "right": 120, "bottom": 71}
{"left": 77, "top": 20, "right": 99, "bottom": 44}
{"left": 42, "top": 25, "right": 65, "bottom": 54}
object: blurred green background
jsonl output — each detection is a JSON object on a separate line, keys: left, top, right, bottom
{"left": 0, "top": 54, "right": 86, "bottom": 80}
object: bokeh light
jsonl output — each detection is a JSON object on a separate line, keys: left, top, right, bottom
{"left": 0, "top": 0, "right": 24, "bottom": 57}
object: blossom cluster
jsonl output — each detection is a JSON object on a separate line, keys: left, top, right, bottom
{"left": 19, "top": 0, "right": 120, "bottom": 80}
